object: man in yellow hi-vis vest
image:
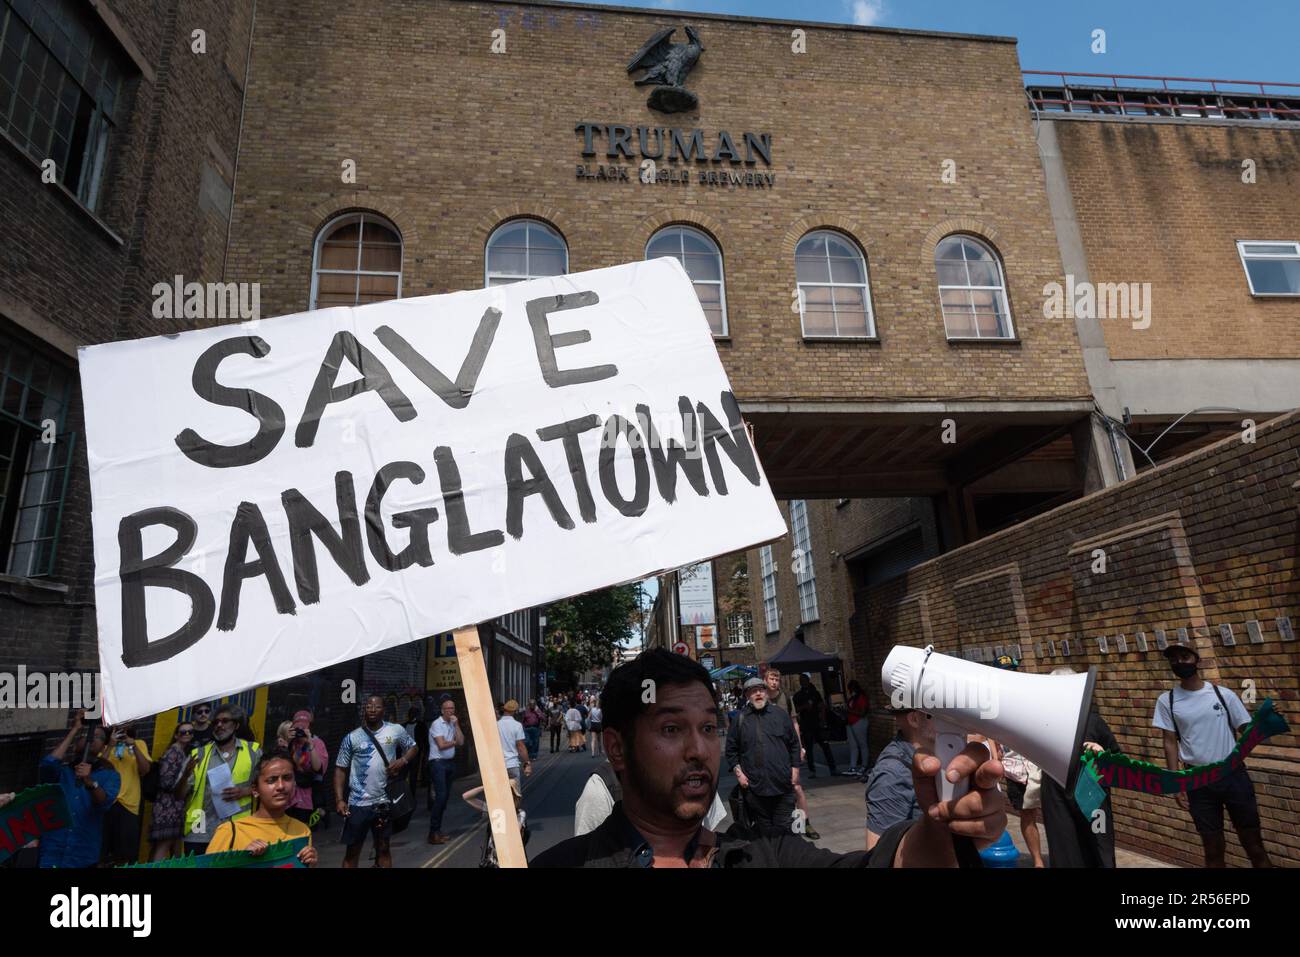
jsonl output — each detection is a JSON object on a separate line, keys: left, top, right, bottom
{"left": 178, "top": 702, "right": 262, "bottom": 855}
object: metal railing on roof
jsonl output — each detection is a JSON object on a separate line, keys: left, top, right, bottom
{"left": 1023, "top": 70, "right": 1300, "bottom": 121}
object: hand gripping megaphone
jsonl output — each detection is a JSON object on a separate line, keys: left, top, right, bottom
{"left": 881, "top": 645, "right": 1096, "bottom": 803}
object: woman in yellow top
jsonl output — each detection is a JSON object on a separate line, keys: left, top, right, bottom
{"left": 204, "top": 750, "right": 319, "bottom": 866}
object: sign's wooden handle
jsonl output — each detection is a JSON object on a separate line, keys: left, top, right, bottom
{"left": 453, "top": 624, "right": 528, "bottom": 869}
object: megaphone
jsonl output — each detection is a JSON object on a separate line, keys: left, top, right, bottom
{"left": 881, "top": 644, "right": 1095, "bottom": 803}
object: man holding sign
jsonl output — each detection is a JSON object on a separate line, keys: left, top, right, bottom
{"left": 533, "top": 651, "right": 1004, "bottom": 868}
{"left": 80, "top": 258, "right": 788, "bottom": 865}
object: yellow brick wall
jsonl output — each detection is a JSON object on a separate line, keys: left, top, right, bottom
{"left": 1055, "top": 119, "right": 1300, "bottom": 360}
{"left": 225, "top": 0, "right": 1093, "bottom": 405}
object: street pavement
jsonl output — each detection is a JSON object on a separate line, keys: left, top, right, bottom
{"left": 310, "top": 736, "right": 1174, "bottom": 867}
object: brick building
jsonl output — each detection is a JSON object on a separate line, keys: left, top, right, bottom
{"left": 2, "top": 0, "right": 1293, "bottom": 865}
{"left": 0, "top": 0, "right": 252, "bottom": 782}
{"left": 750, "top": 71, "right": 1300, "bottom": 713}
{"left": 852, "top": 414, "right": 1299, "bottom": 867}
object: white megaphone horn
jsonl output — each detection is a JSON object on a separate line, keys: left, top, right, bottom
{"left": 881, "top": 644, "right": 1096, "bottom": 803}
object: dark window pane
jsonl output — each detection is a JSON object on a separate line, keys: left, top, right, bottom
{"left": 360, "top": 243, "right": 401, "bottom": 272}
{"left": 966, "top": 261, "right": 1000, "bottom": 287}
{"left": 680, "top": 230, "right": 712, "bottom": 254}
{"left": 795, "top": 256, "right": 829, "bottom": 283}
{"left": 3, "top": 378, "right": 23, "bottom": 416}
{"left": 361, "top": 221, "right": 399, "bottom": 245}
{"left": 1245, "top": 258, "right": 1300, "bottom": 294}
{"left": 319, "top": 241, "right": 357, "bottom": 270}
{"left": 488, "top": 247, "right": 527, "bottom": 276}
{"left": 683, "top": 252, "right": 720, "bottom": 281}
{"left": 796, "top": 235, "right": 828, "bottom": 258}
{"left": 326, "top": 222, "right": 361, "bottom": 243}
{"left": 529, "top": 248, "right": 565, "bottom": 276}
{"left": 646, "top": 234, "right": 676, "bottom": 258}
{"left": 828, "top": 255, "right": 864, "bottom": 284}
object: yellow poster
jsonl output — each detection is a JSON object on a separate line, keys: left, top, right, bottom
{"left": 426, "top": 633, "right": 463, "bottom": 690}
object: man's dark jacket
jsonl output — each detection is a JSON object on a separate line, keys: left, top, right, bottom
{"left": 723, "top": 702, "right": 799, "bottom": 796}
{"left": 531, "top": 802, "right": 915, "bottom": 868}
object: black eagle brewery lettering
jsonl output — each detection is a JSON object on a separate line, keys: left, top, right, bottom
{"left": 117, "top": 290, "right": 760, "bottom": 667}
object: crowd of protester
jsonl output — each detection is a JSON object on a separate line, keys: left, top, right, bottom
{"left": 0, "top": 631, "right": 1274, "bottom": 869}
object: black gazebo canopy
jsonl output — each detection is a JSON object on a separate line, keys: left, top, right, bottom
{"left": 766, "top": 635, "right": 842, "bottom": 673}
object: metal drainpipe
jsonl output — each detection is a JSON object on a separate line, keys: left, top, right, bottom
{"left": 1105, "top": 415, "right": 1129, "bottom": 482}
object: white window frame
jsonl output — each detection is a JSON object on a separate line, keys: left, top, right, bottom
{"left": 485, "top": 218, "right": 569, "bottom": 287}
{"left": 727, "top": 612, "right": 753, "bottom": 647}
{"left": 790, "top": 500, "right": 819, "bottom": 624}
{"left": 646, "top": 225, "right": 728, "bottom": 337}
{"left": 759, "top": 545, "right": 779, "bottom": 635}
{"left": 1236, "top": 240, "right": 1300, "bottom": 296}
{"left": 309, "top": 212, "right": 403, "bottom": 310}
{"left": 936, "top": 234, "right": 1015, "bottom": 340}
{"left": 795, "top": 230, "right": 876, "bottom": 339}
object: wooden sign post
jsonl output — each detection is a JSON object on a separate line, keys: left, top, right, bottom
{"left": 453, "top": 624, "right": 528, "bottom": 868}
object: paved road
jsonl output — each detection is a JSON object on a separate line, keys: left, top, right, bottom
{"left": 312, "top": 743, "right": 623, "bottom": 868}
{"left": 310, "top": 734, "right": 1175, "bottom": 867}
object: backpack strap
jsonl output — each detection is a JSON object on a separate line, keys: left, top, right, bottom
{"left": 1168, "top": 689, "right": 1180, "bottom": 743}
{"left": 594, "top": 762, "right": 622, "bottom": 803}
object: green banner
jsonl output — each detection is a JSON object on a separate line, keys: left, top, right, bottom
{"left": 1075, "top": 698, "right": 1290, "bottom": 818}
{"left": 0, "top": 784, "right": 70, "bottom": 863}
{"left": 120, "top": 836, "right": 309, "bottom": 869}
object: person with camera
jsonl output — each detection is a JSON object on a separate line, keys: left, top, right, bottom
{"left": 101, "top": 722, "right": 152, "bottom": 866}
{"left": 276, "top": 713, "right": 328, "bottom": 826}
{"left": 334, "top": 695, "right": 418, "bottom": 868}
{"left": 37, "top": 710, "right": 120, "bottom": 869}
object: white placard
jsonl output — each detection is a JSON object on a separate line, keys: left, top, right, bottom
{"left": 81, "top": 258, "right": 786, "bottom": 722}
{"left": 677, "top": 560, "right": 716, "bottom": 626}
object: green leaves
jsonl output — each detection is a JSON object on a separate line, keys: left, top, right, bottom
{"left": 544, "top": 584, "right": 639, "bottom": 685}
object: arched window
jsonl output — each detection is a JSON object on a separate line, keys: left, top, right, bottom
{"left": 310, "top": 212, "right": 402, "bottom": 309}
{"left": 935, "top": 235, "right": 1013, "bottom": 339}
{"left": 485, "top": 219, "right": 568, "bottom": 286}
{"left": 795, "top": 231, "right": 874, "bottom": 337}
{"left": 646, "top": 225, "right": 727, "bottom": 336}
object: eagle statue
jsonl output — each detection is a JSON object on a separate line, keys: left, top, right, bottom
{"left": 627, "top": 26, "right": 704, "bottom": 113}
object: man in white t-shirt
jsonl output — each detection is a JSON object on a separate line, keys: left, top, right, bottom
{"left": 499, "top": 700, "right": 532, "bottom": 794}
{"left": 1151, "top": 642, "right": 1271, "bottom": 867}
{"left": 427, "top": 696, "right": 465, "bottom": 845}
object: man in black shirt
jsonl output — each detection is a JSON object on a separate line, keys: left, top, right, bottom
{"left": 725, "top": 676, "right": 800, "bottom": 838}
{"left": 532, "top": 649, "right": 1003, "bottom": 868}
{"left": 794, "top": 673, "right": 838, "bottom": 778}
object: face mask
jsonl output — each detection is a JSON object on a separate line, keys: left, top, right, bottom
{"left": 1171, "top": 661, "right": 1197, "bottom": 679}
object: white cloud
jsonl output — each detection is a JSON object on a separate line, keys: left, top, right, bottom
{"left": 849, "top": 0, "right": 885, "bottom": 26}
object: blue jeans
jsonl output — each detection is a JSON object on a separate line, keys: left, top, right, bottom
{"left": 428, "top": 758, "right": 456, "bottom": 834}
{"left": 524, "top": 726, "right": 541, "bottom": 759}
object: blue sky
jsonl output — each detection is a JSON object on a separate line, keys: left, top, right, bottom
{"left": 595, "top": 1, "right": 1300, "bottom": 83}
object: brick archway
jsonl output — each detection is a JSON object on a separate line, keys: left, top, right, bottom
{"left": 780, "top": 215, "right": 872, "bottom": 259}
{"left": 919, "top": 217, "right": 1007, "bottom": 270}
{"left": 635, "top": 208, "right": 729, "bottom": 251}
{"left": 300, "top": 199, "right": 421, "bottom": 249}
